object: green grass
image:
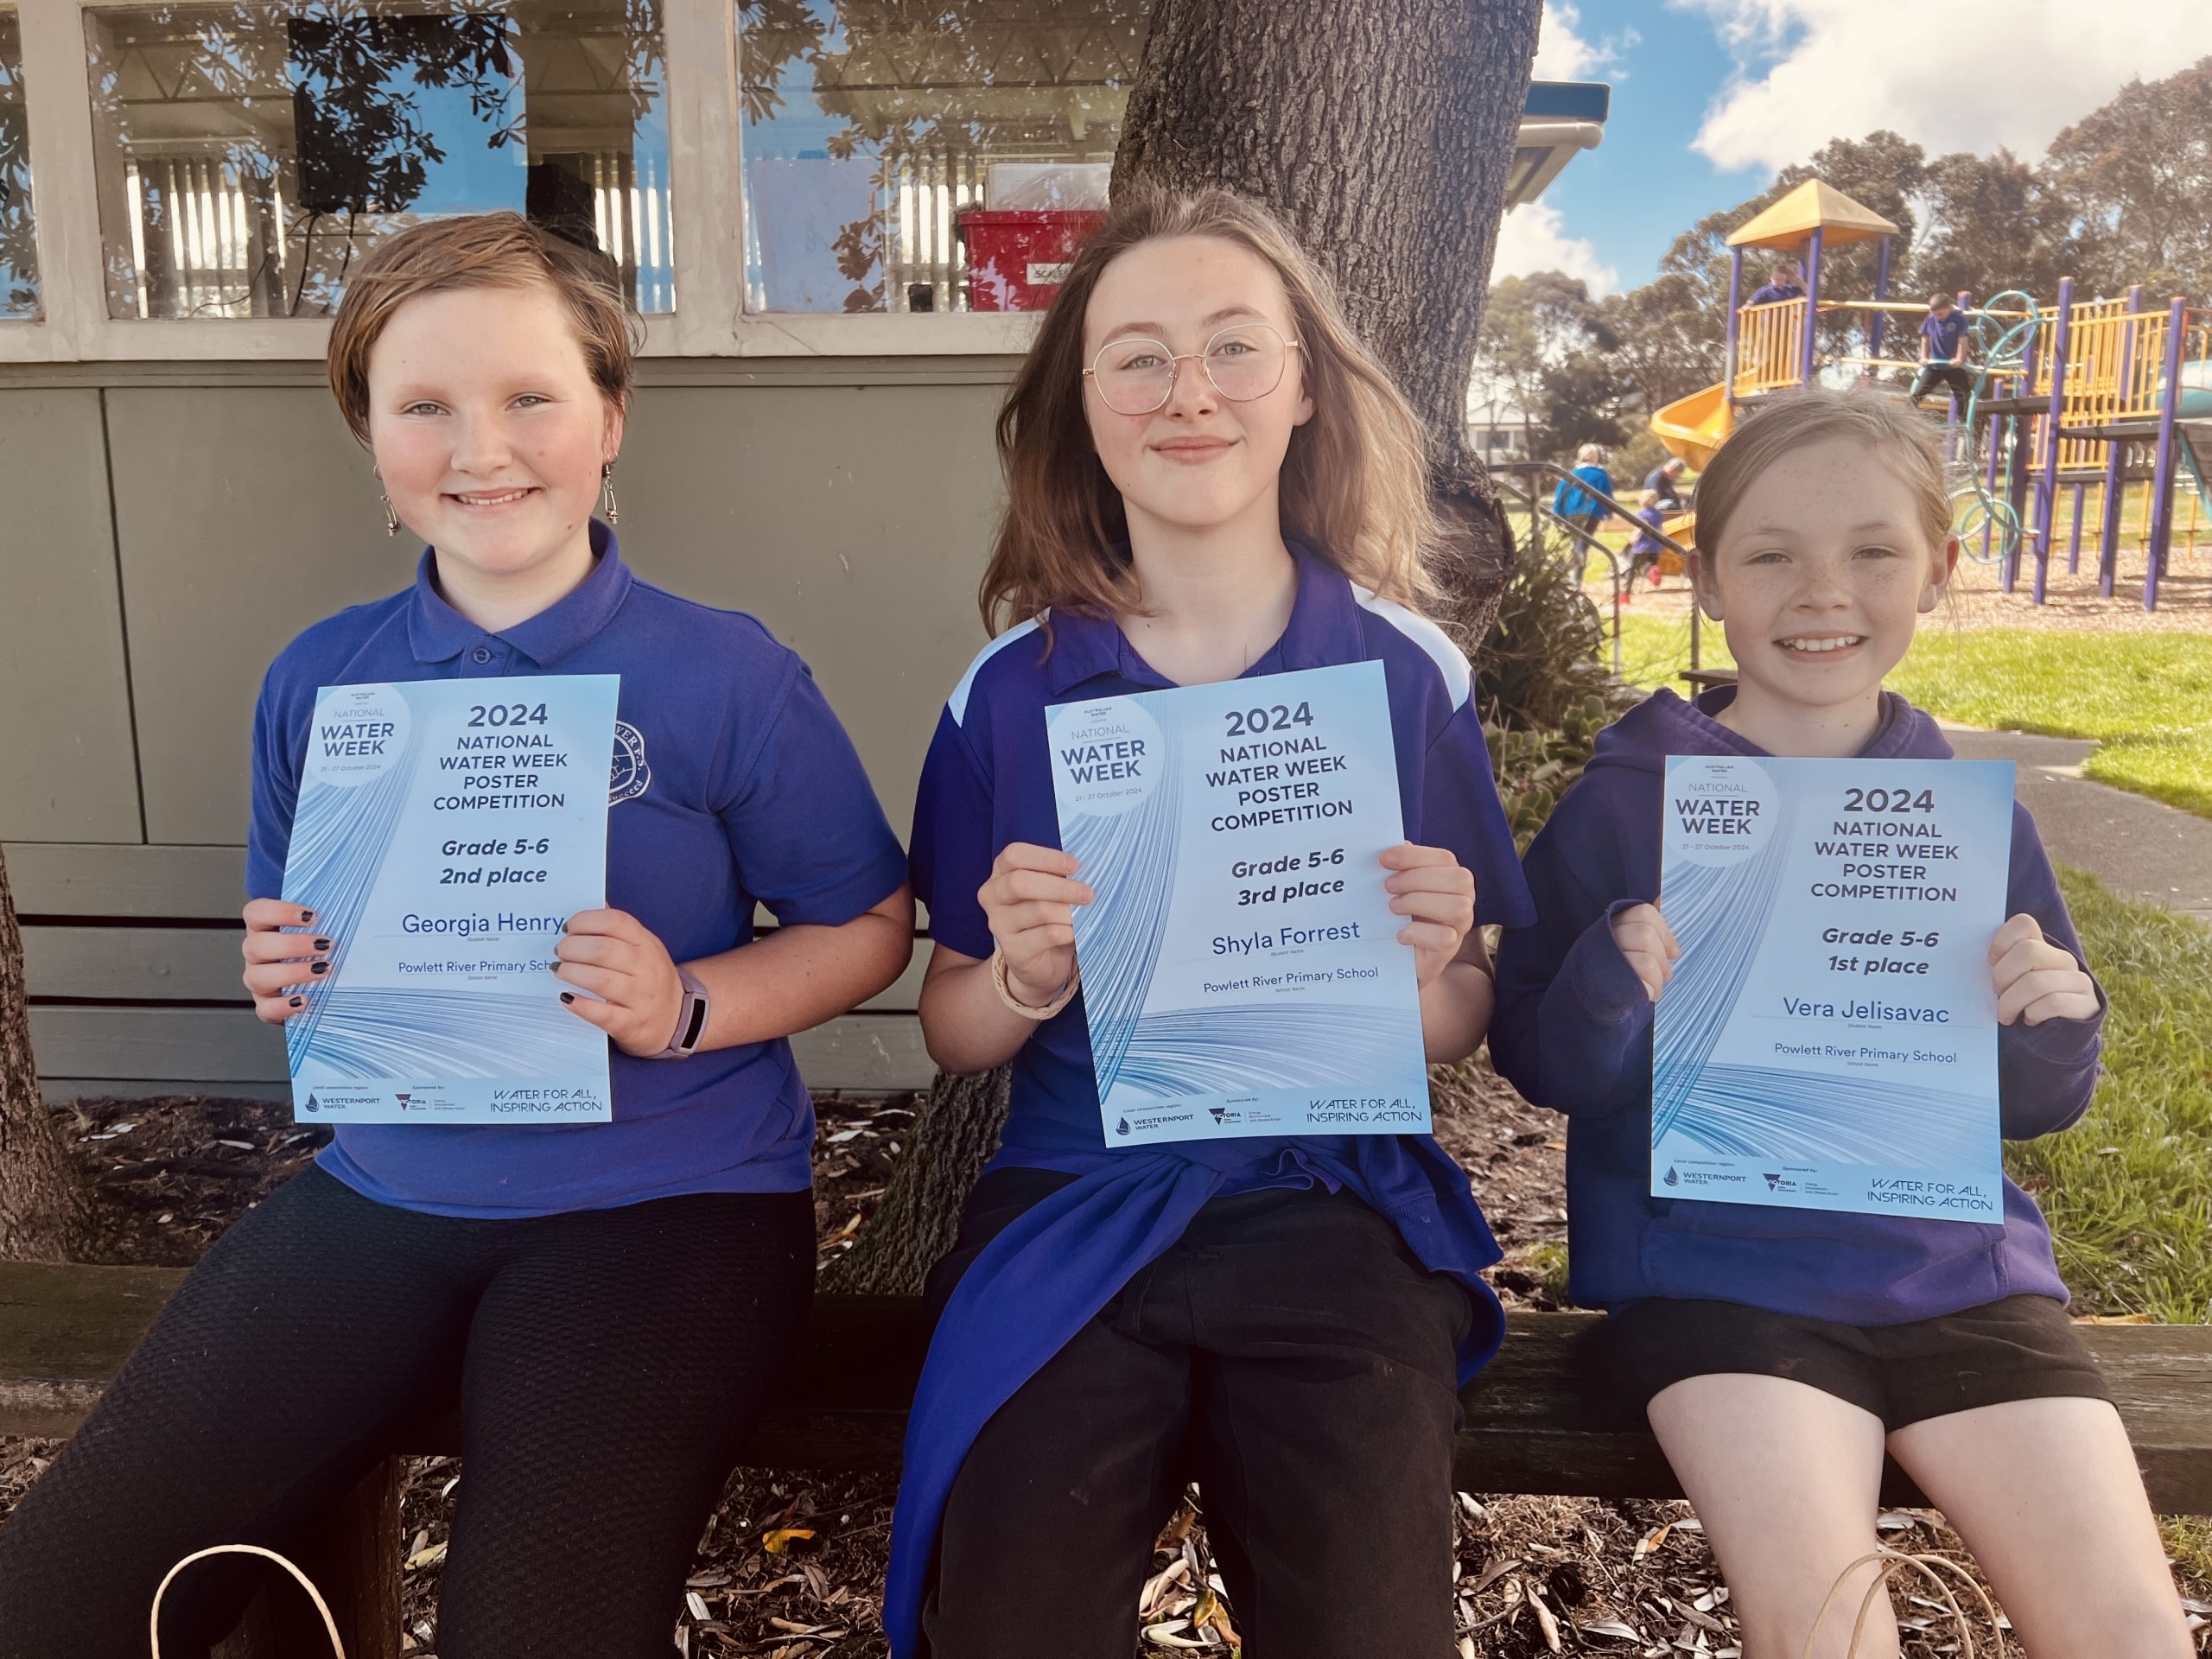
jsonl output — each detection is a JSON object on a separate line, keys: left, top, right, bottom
{"left": 2006, "top": 867, "right": 2212, "bottom": 1324}
{"left": 1611, "top": 617, "right": 2212, "bottom": 818}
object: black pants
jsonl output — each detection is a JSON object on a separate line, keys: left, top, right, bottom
{"left": 1910, "top": 362, "right": 1976, "bottom": 409}
{"left": 0, "top": 1166, "right": 815, "bottom": 1659}
{"left": 921, "top": 1171, "right": 1473, "bottom": 1659}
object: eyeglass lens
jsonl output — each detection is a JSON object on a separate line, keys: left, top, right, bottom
{"left": 1090, "top": 324, "right": 1292, "bottom": 415}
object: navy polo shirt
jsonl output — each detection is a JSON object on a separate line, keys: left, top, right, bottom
{"left": 248, "top": 526, "right": 908, "bottom": 1217}
{"left": 909, "top": 543, "right": 1536, "bottom": 1159}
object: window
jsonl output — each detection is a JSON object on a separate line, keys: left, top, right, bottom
{"left": 86, "top": 1, "right": 674, "bottom": 321}
{"left": 740, "top": 0, "right": 1146, "bottom": 315}
{"left": 0, "top": 10, "right": 35, "bottom": 320}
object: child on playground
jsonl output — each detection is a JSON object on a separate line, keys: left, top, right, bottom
{"left": 1491, "top": 389, "right": 2192, "bottom": 1659}
{"left": 887, "top": 185, "right": 1533, "bottom": 1658}
{"left": 0, "top": 213, "right": 914, "bottom": 1658}
{"left": 1625, "top": 486, "right": 1669, "bottom": 590}
{"left": 1911, "top": 292, "right": 1975, "bottom": 411}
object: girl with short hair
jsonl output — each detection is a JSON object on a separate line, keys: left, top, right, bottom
{"left": 0, "top": 212, "right": 914, "bottom": 1659}
{"left": 887, "top": 186, "right": 1532, "bottom": 1659}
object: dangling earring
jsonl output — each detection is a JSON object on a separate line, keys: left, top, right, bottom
{"left": 600, "top": 462, "right": 620, "bottom": 526}
{"left": 375, "top": 470, "right": 399, "bottom": 537}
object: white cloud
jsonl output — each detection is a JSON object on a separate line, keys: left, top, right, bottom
{"left": 1492, "top": 201, "right": 1621, "bottom": 295}
{"left": 1533, "top": 2, "right": 1606, "bottom": 80}
{"left": 1683, "top": 0, "right": 2212, "bottom": 175}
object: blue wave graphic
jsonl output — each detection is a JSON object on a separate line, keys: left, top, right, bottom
{"left": 283, "top": 701, "right": 428, "bottom": 1072}
{"left": 1100, "top": 1003, "right": 1426, "bottom": 1102}
{"left": 294, "top": 987, "right": 604, "bottom": 1081}
{"left": 1662, "top": 1062, "right": 1993, "bottom": 1166}
{"left": 1650, "top": 778, "right": 1801, "bottom": 1143}
{"left": 1064, "top": 721, "right": 1185, "bottom": 1101}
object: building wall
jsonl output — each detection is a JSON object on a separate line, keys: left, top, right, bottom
{"left": 3, "top": 358, "right": 1015, "bottom": 1095}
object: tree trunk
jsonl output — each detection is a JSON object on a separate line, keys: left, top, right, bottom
{"left": 830, "top": 0, "right": 1542, "bottom": 1293}
{"left": 1113, "top": 0, "right": 1545, "bottom": 650}
{"left": 0, "top": 846, "right": 94, "bottom": 1262}
{"left": 817, "top": 1065, "right": 1009, "bottom": 1295}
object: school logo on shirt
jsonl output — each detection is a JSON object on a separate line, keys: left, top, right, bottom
{"left": 609, "top": 721, "right": 652, "bottom": 804}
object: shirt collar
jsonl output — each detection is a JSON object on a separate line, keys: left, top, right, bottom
{"left": 1043, "top": 539, "right": 1370, "bottom": 696}
{"left": 406, "top": 520, "right": 634, "bottom": 667}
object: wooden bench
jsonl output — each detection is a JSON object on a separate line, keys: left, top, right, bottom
{"left": 5, "top": 1263, "right": 2209, "bottom": 1655}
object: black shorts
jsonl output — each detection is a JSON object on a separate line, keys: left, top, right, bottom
{"left": 1609, "top": 1294, "right": 2112, "bottom": 1433}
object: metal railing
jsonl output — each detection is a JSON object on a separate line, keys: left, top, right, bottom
{"left": 1490, "top": 460, "right": 1710, "bottom": 682}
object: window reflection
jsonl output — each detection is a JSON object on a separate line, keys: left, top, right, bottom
{"left": 741, "top": 0, "right": 1147, "bottom": 315}
{"left": 86, "top": 2, "right": 674, "bottom": 320}
{"left": 0, "top": 10, "right": 35, "bottom": 320}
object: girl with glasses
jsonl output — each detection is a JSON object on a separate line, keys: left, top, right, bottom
{"left": 887, "top": 186, "right": 1534, "bottom": 1658}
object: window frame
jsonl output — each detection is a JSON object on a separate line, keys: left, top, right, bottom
{"left": 0, "top": 0, "right": 1046, "bottom": 362}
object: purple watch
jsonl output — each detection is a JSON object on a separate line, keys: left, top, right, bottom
{"left": 646, "top": 966, "right": 711, "bottom": 1060}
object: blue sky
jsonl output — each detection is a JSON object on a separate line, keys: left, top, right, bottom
{"left": 1507, "top": 0, "right": 2212, "bottom": 296}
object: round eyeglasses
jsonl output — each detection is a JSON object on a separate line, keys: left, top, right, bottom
{"left": 1084, "top": 323, "right": 1302, "bottom": 416}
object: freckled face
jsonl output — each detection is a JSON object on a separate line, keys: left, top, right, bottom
{"left": 1080, "top": 235, "right": 1314, "bottom": 537}
{"left": 366, "top": 283, "right": 621, "bottom": 582}
{"left": 1695, "top": 439, "right": 1955, "bottom": 715}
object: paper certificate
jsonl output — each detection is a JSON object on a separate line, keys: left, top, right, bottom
{"left": 1047, "top": 660, "right": 1430, "bottom": 1146}
{"left": 1651, "top": 754, "right": 2016, "bottom": 1220}
{"left": 279, "top": 677, "right": 620, "bottom": 1125}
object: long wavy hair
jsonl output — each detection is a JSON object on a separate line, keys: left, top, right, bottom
{"left": 978, "top": 185, "right": 1442, "bottom": 635}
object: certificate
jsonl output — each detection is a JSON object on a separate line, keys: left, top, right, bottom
{"left": 279, "top": 677, "right": 620, "bottom": 1124}
{"left": 1651, "top": 755, "right": 2016, "bottom": 1219}
{"left": 1048, "top": 661, "right": 1430, "bottom": 1146}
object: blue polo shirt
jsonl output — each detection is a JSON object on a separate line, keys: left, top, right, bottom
{"left": 911, "top": 541, "right": 1535, "bottom": 1157}
{"left": 886, "top": 543, "right": 1538, "bottom": 1656}
{"left": 1921, "top": 308, "right": 1969, "bottom": 362}
{"left": 246, "top": 525, "right": 908, "bottom": 1217}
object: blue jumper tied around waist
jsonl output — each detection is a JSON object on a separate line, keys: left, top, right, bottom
{"left": 881, "top": 1133, "right": 1505, "bottom": 1658}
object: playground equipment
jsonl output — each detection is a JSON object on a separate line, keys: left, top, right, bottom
{"left": 1650, "top": 178, "right": 2212, "bottom": 611}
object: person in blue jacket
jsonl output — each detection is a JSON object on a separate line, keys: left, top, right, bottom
{"left": 1551, "top": 442, "right": 1615, "bottom": 539}
{"left": 1491, "top": 389, "right": 2191, "bottom": 1659}
{"left": 0, "top": 213, "right": 914, "bottom": 1659}
{"left": 889, "top": 186, "right": 1534, "bottom": 1658}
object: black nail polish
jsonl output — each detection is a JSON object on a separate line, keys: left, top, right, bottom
{"left": 312, "top": 938, "right": 333, "bottom": 951}
{"left": 310, "top": 961, "right": 329, "bottom": 975}
{"left": 560, "top": 991, "right": 575, "bottom": 1003}
{"left": 300, "top": 909, "right": 315, "bottom": 923}
{"left": 289, "top": 995, "right": 304, "bottom": 1008}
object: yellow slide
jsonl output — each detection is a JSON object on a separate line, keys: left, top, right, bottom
{"left": 1651, "top": 381, "right": 1733, "bottom": 471}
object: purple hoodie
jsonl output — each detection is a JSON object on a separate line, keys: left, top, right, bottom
{"left": 1491, "top": 686, "right": 2102, "bottom": 1325}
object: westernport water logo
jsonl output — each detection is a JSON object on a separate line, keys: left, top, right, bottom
{"left": 303, "top": 1094, "right": 321, "bottom": 1115}
{"left": 1116, "top": 1116, "right": 1131, "bottom": 1137}
{"left": 1663, "top": 1166, "right": 1679, "bottom": 1187}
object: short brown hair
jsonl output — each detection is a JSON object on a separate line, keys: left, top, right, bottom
{"left": 1694, "top": 388, "right": 1953, "bottom": 560}
{"left": 327, "top": 213, "right": 640, "bottom": 444}
{"left": 979, "top": 185, "right": 1440, "bottom": 633}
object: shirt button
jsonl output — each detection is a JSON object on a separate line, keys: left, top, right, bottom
{"left": 472, "top": 646, "right": 492, "bottom": 664}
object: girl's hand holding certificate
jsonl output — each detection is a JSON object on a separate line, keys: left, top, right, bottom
{"left": 1617, "top": 900, "right": 2095, "bottom": 1026}
{"left": 977, "top": 838, "right": 1477, "bottom": 1008}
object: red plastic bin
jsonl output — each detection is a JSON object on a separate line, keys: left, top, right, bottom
{"left": 960, "top": 209, "right": 1107, "bottom": 312}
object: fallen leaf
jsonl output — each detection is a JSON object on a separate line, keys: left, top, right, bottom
{"left": 404, "top": 1541, "right": 448, "bottom": 1571}
{"left": 1578, "top": 1616, "right": 1643, "bottom": 1640}
{"left": 685, "top": 1591, "right": 710, "bottom": 1621}
{"left": 1634, "top": 1525, "right": 1670, "bottom": 1559}
{"left": 761, "top": 1528, "right": 816, "bottom": 1554}
{"left": 1529, "top": 1586, "right": 1563, "bottom": 1652}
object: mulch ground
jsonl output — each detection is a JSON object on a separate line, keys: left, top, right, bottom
{"left": 4, "top": 1071, "right": 2207, "bottom": 1656}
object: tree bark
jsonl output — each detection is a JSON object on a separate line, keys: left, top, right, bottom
{"left": 817, "top": 1065, "right": 1009, "bottom": 1295}
{"left": 0, "top": 846, "right": 94, "bottom": 1262}
{"left": 1113, "top": 0, "right": 1544, "bottom": 649}
{"left": 829, "top": 0, "right": 1543, "bottom": 1294}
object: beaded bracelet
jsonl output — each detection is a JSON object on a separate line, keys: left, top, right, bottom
{"left": 990, "top": 946, "right": 1080, "bottom": 1020}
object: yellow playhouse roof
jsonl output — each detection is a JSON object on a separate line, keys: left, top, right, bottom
{"left": 1727, "top": 180, "right": 1899, "bottom": 252}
